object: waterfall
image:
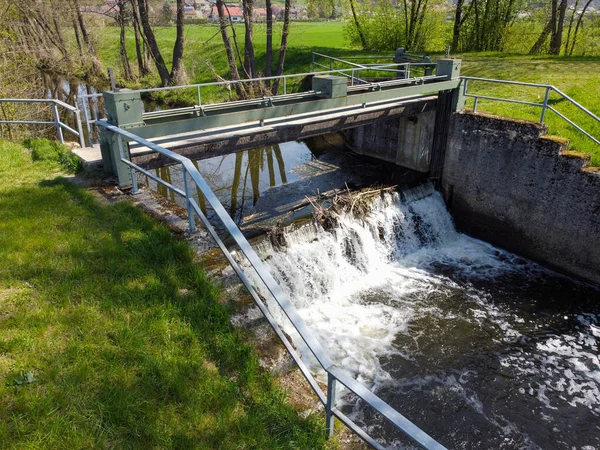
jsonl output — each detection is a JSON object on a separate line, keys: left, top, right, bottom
{"left": 251, "top": 184, "right": 514, "bottom": 386}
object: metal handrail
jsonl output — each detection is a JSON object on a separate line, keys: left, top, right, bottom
{"left": 78, "top": 65, "right": 412, "bottom": 145}
{"left": 96, "top": 118, "right": 447, "bottom": 450}
{"left": 0, "top": 98, "right": 85, "bottom": 147}
{"left": 461, "top": 76, "right": 600, "bottom": 146}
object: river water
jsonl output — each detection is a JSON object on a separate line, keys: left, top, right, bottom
{"left": 251, "top": 185, "right": 600, "bottom": 449}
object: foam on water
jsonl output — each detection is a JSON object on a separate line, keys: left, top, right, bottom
{"left": 246, "top": 185, "right": 600, "bottom": 449}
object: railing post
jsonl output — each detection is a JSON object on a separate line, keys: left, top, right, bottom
{"left": 473, "top": 96, "right": 479, "bottom": 113}
{"left": 329, "top": 58, "right": 333, "bottom": 72}
{"left": 197, "top": 85, "right": 202, "bottom": 106}
{"left": 74, "top": 96, "right": 85, "bottom": 148}
{"left": 325, "top": 373, "right": 336, "bottom": 439}
{"left": 81, "top": 96, "right": 93, "bottom": 146}
{"left": 52, "top": 101, "right": 64, "bottom": 144}
{"left": 540, "top": 87, "right": 550, "bottom": 123}
{"left": 283, "top": 77, "right": 287, "bottom": 95}
{"left": 182, "top": 164, "right": 196, "bottom": 232}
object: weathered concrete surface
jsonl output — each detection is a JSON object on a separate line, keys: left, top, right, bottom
{"left": 443, "top": 111, "right": 600, "bottom": 285}
{"left": 345, "top": 107, "right": 436, "bottom": 172}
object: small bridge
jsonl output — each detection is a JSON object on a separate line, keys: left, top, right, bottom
{"left": 92, "top": 56, "right": 463, "bottom": 185}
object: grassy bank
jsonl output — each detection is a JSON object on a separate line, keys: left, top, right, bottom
{"left": 0, "top": 139, "right": 328, "bottom": 448}
{"left": 95, "top": 22, "right": 599, "bottom": 164}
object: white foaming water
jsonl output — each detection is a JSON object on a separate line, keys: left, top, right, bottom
{"left": 243, "top": 184, "right": 600, "bottom": 449}
{"left": 251, "top": 187, "right": 518, "bottom": 382}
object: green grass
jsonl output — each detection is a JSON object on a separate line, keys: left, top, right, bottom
{"left": 0, "top": 140, "right": 329, "bottom": 449}
{"left": 458, "top": 54, "right": 600, "bottom": 166}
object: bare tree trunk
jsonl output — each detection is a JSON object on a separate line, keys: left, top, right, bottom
{"left": 137, "top": 0, "right": 170, "bottom": 86}
{"left": 349, "top": 0, "right": 367, "bottom": 49}
{"left": 216, "top": 0, "right": 246, "bottom": 97}
{"left": 131, "top": 0, "right": 151, "bottom": 76}
{"left": 569, "top": 0, "right": 594, "bottom": 55}
{"left": 549, "top": 0, "right": 568, "bottom": 54}
{"left": 265, "top": 0, "right": 273, "bottom": 83}
{"left": 452, "top": 0, "right": 465, "bottom": 51}
{"left": 242, "top": 0, "right": 257, "bottom": 79}
{"left": 564, "top": 0, "right": 580, "bottom": 54}
{"left": 271, "top": 0, "right": 291, "bottom": 95}
{"left": 118, "top": 3, "right": 133, "bottom": 81}
{"left": 170, "top": 0, "right": 186, "bottom": 85}
{"left": 530, "top": 18, "right": 553, "bottom": 54}
{"left": 73, "top": 0, "right": 102, "bottom": 74}
{"left": 73, "top": 18, "right": 84, "bottom": 57}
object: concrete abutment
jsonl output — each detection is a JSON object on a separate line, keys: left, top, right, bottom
{"left": 441, "top": 112, "right": 600, "bottom": 285}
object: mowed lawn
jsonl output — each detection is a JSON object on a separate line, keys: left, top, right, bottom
{"left": 0, "top": 140, "right": 328, "bottom": 449}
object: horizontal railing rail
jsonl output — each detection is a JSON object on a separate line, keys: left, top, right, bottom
{"left": 78, "top": 65, "right": 418, "bottom": 145}
{"left": 312, "top": 52, "right": 436, "bottom": 82}
{"left": 0, "top": 98, "right": 85, "bottom": 148}
{"left": 461, "top": 76, "right": 600, "bottom": 146}
{"left": 96, "top": 118, "right": 447, "bottom": 450}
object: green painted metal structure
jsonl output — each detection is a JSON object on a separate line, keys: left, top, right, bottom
{"left": 100, "top": 59, "right": 464, "bottom": 186}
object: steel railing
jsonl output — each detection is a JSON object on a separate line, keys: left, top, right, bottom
{"left": 312, "top": 52, "right": 436, "bottom": 83}
{"left": 0, "top": 98, "right": 85, "bottom": 148}
{"left": 96, "top": 118, "right": 446, "bottom": 450}
{"left": 461, "top": 76, "right": 600, "bottom": 146}
{"left": 79, "top": 64, "right": 432, "bottom": 147}
{"left": 79, "top": 65, "right": 413, "bottom": 147}
{"left": 77, "top": 93, "right": 104, "bottom": 146}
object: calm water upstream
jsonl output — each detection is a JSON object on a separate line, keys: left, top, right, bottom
{"left": 250, "top": 185, "right": 600, "bottom": 449}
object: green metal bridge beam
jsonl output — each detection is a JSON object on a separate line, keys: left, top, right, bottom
{"left": 101, "top": 59, "right": 463, "bottom": 186}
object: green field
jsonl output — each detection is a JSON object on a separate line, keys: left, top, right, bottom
{"left": 0, "top": 139, "right": 329, "bottom": 449}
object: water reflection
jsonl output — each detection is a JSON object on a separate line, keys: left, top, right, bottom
{"left": 145, "top": 141, "right": 314, "bottom": 225}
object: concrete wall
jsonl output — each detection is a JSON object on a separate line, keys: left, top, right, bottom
{"left": 345, "top": 105, "right": 437, "bottom": 172}
{"left": 443, "top": 111, "right": 600, "bottom": 285}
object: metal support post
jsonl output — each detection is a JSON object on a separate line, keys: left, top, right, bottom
{"left": 115, "top": 134, "right": 134, "bottom": 188}
{"left": 52, "top": 102, "right": 64, "bottom": 144}
{"left": 473, "top": 96, "right": 479, "bottom": 113}
{"left": 283, "top": 77, "right": 287, "bottom": 95}
{"left": 182, "top": 165, "right": 196, "bottom": 232}
{"left": 325, "top": 373, "right": 336, "bottom": 438}
{"left": 81, "top": 97, "right": 93, "bottom": 146}
{"left": 540, "top": 87, "right": 550, "bottom": 123}
{"left": 197, "top": 86, "right": 202, "bottom": 106}
{"left": 74, "top": 97, "right": 85, "bottom": 148}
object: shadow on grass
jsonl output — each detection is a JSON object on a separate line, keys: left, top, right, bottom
{"left": 0, "top": 177, "right": 327, "bottom": 449}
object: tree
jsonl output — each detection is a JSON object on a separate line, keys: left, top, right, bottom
{"left": 215, "top": 0, "right": 293, "bottom": 97}
{"left": 136, "top": 0, "right": 186, "bottom": 86}
{"left": 456, "top": 0, "right": 521, "bottom": 52}
{"left": 529, "top": 0, "right": 568, "bottom": 55}
{"left": 564, "top": 0, "right": 594, "bottom": 55}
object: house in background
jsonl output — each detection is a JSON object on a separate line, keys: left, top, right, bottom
{"left": 209, "top": 4, "right": 244, "bottom": 22}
